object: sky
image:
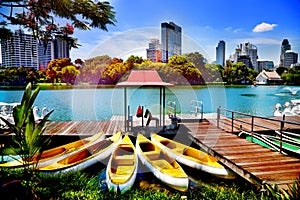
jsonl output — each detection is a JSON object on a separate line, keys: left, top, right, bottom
{"left": 1, "top": 0, "right": 300, "bottom": 66}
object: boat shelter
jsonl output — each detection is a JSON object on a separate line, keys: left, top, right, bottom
{"left": 116, "top": 70, "right": 173, "bottom": 131}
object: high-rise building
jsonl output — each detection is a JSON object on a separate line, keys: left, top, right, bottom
{"left": 237, "top": 55, "right": 252, "bottom": 69}
{"left": 1, "top": 29, "right": 38, "bottom": 69}
{"left": 38, "top": 41, "right": 54, "bottom": 70}
{"left": 234, "top": 42, "right": 258, "bottom": 70}
{"left": 38, "top": 37, "right": 70, "bottom": 70}
{"left": 257, "top": 60, "right": 275, "bottom": 71}
{"left": 53, "top": 38, "right": 70, "bottom": 58}
{"left": 216, "top": 40, "right": 225, "bottom": 66}
{"left": 280, "top": 39, "right": 291, "bottom": 67}
{"left": 146, "top": 38, "right": 161, "bottom": 62}
{"left": 161, "top": 22, "right": 182, "bottom": 63}
{"left": 1, "top": 29, "right": 70, "bottom": 70}
{"left": 283, "top": 50, "right": 298, "bottom": 68}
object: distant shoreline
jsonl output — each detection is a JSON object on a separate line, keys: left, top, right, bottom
{"left": 0, "top": 83, "right": 293, "bottom": 90}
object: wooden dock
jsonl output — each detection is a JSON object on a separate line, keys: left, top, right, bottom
{"left": 2, "top": 112, "right": 300, "bottom": 190}
{"left": 181, "top": 120, "right": 300, "bottom": 190}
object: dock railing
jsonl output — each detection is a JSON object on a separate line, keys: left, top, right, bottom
{"left": 190, "top": 100, "right": 203, "bottom": 119}
{"left": 217, "top": 107, "right": 300, "bottom": 154}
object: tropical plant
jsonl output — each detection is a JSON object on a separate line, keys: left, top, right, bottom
{"left": 0, "top": 82, "right": 53, "bottom": 198}
{"left": 259, "top": 178, "right": 300, "bottom": 200}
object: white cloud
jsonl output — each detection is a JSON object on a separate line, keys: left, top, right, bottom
{"left": 253, "top": 22, "right": 278, "bottom": 32}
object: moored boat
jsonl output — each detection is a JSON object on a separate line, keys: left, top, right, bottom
{"left": 238, "top": 131, "right": 281, "bottom": 152}
{"left": 135, "top": 133, "right": 189, "bottom": 192}
{"left": 151, "top": 133, "right": 229, "bottom": 177}
{"left": 276, "top": 130, "right": 300, "bottom": 143}
{"left": 37, "top": 132, "right": 122, "bottom": 174}
{"left": 106, "top": 134, "right": 138, "bottom": 194}
{"left": 0, "top": 132, "right": 104, "bottom": 168}
{"left": 262, "top": 134, "right": 300, "bottom": 157}
{"left": 238, "top": 131, "right": 300, "bottom": 157}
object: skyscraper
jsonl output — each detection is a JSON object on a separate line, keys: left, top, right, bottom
{"left": 161, "top": 22, "right": 182, "bottom": 63}
{"left": 280, "top": 39, "right": 291, "bottom": 67}
{"left": 1, "top": 30, "right": 38, "bottom": 69}
{"left": 216, "top": 40, "right": 225, "bottom": 66}
{"left": 283, "top": 50, "right": 298, "bottom": 68}
{"left": 38, "top": 37, "right": 70, "bottom": 70}
{"left": 234, "top": 42, "right": 258, "bottom": 70}
{"left": 1, "top": 29, "right": 70, "bottom": 70}
{"left": 146, "top": 38, "right": 161, "bottom": 62}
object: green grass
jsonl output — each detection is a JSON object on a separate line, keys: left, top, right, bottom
{"left": 0, "top": 167, "right": 261, "bottom": 200}
{"left": 1, "top": 167, "right": 299, "bottom": 200}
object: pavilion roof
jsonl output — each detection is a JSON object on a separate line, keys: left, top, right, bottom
{"left": 116, "top": 70, "right": 173, "bottom": 87}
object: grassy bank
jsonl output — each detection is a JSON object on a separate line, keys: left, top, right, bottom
{"left": 0, "top": 167, "right": 260, "bottom": 200}
{"left": 1, "top": 164, "right": 299, "bottom": 199}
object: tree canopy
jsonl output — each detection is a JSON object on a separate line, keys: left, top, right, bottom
{"left": 0, "top": 0, "right": 116, "bottom": 49}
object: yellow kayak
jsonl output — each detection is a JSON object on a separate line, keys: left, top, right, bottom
{"left": 106, "top": 134, "right": 138, "bottom": 193}
{"left": 151, "top": 133, "right": 229, "bottom": 177}
{"left": 0, "top": 132, "right": 104, "bottom": 168}
{"left": 136, "top": 133, "right": 189, "bottom": 192}
{"left": 37, "top": 132, "right": 122, "bottom": 174}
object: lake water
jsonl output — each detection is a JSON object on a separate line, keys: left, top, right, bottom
{"left": 0, "top": 85, "right": 299, "bottom": 121}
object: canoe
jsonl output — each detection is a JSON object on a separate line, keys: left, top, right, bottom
{"left": 276, "top": 130, "right": 300, "bottom": 143}
{"left": 238, "top": 131, "right": 298, "bottom": 157}
{"left": 238, "top": 131, "right": 281, "bottom": 152}
{"left": 0, "top": 132, "right": 104, "bottom": 168}
{"left": 262, "top": 134, "right": 300, "bottom": 157}
{"left": 37, "top": 132, "right": 122, "bottom": 174}
{"left": 151, "top": 133, "right": 229, "bottom": 177}
{"left": 135, "top": 133, "right": 189, "bottom": 192}
{"left": 106, "top": 134, "right": 138, "bottom": 193}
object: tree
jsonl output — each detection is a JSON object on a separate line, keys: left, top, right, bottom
{"left": 184, "top": 52, "right": 206, "bottom": 73}
{"left": 224, "top": 61, "right": 257, "bottom": 84}
{"left": 61, "top": 65, "right": 80, "bottom": 85}
{"left": 0, "top": 0, "right": 116, "bottom": 49}
{"left": 46, "top": 58, "right": 74, "bottom": 84}
{"left": 168, "top": 55, "right": 201, "bottom": 84}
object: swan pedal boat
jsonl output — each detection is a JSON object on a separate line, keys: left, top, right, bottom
{"left": 37, "top": 132, "right": 122, "bottom": 174}
{"left": 136, "top": 133, "right": 189, "bottom": 192}
{"left": 106, "top": 134, "right": 138, "bottom": 194}
{"left": 151, "top": 133, "right": 229, "bottom": 177}
{"left": 0, "top": 132, "right": 104, "bottom": 168}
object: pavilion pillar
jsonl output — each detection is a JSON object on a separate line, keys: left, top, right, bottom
{"left": 124, "top": 87, "right": 127, "bottom": 131}
{"left": 163, "top": 86, "right": 165, "bottom": 128}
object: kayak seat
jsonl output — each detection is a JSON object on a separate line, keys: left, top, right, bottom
{"left": 115, "top": 158, "right": 134, "bottom": 166}
{"left": 145, "top": 152, "right": 160, "bottom": 160}
{"left": 116, "top": 165, "right": 133, "bottom": 175}
{"left": 152, "top": 160, "right": 173, "bottom": 170}
{"left": 161, "top": 141, "right": 176, "bottom": 149}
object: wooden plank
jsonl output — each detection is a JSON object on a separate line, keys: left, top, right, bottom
{"left": 244, "top": 161, "right": 300, "bottom": 171}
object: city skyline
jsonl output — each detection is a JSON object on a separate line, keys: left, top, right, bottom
{"left": 1, "top": 0, "right": 300, "bottom": 66}
{"left": 69, "top": 0, "right": 300, "bottom": 66}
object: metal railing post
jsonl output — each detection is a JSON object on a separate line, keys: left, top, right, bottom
{"left": 217, "top": 107, "right": 220, "bottom": 128}
{"left": 231, "top": 111, "right": 234, "bottom": 133}
{"left": 201, "top": 102, "right": 203, "bottom": 121}
{"left": 279, "top": 131, "right": 283, "bottom": 154}
{"left": 251, "top": 116, "right": 254, "bottom": 133}
{"left": 281, "top": 114, "right": 285, "bottom": 131}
